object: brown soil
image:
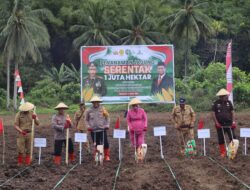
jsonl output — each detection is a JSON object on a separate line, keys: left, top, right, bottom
{"left": 0, "top": 112, "right": 249, "bottom": 190}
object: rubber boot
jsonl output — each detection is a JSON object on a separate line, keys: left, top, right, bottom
{"left": 219, "top": 144, "right": 226, "bottom": 157}
{"left": 104, "top": 149, "right": 110, "bottom": 161}
{"left": 69, "top": 153, "right": 75, "bottom": 162}
{"left": 54, "top": 156, "right": 61, "bottom": 165}
{"left": 18, "top": 154, "right": 23, "bottom": 166}
{"left": 25, "top": 155, "right": 31, "bottom": 165}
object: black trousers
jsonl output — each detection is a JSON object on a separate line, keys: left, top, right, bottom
{"left": 90, "top": 130, "right": 109, "bottom": 149}
{"left": 54, "top": 139, "right": 74, "bottom": 156}
{"left": 217, "top": 128, "right": 236, "bottom": 145}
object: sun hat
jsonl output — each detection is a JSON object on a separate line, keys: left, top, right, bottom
{"left": 129, "top": 98, "right": 142, "bottom": 106}
{"left": 90, "top": 95, "right": 102, "bottom": 102}
{"left": 54, "top": 102, "right": 69, "bottom": 110}
{"left": 216, "top": 88, "right": 230, "bottom": 96}
{"left": 19, "top": 102, "right": 34, "bottom": 112}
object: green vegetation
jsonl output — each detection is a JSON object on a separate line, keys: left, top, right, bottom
{"left": 0, "top": 0, "right": 249, "bottom": 112}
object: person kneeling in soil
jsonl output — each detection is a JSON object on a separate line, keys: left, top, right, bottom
{"left": 74, "top": 101, "right": 90, "bottom": 153}
{"left": 126, "top": 98, "right": 148, "bottom": 160}
{"left": 212, "top": 88, "right": 237, "bottom": 158}
{"left": 172, "top": 98, "right": 196, "bottom": 156}
{"left": 14, "top": 102, "right": 39, "bottom": 166}
{"left": 85, "top": 95, "right": 111, "bottom": 161}
{"left": 52, "top": 103, "right": 75, "bottom": 165}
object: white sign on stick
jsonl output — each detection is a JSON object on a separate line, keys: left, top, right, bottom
{"left": 75, "top": 133, "right": 87, "bottom": 143}
{"left": 198, "top": 129, "right": 210, "bottom": 139}
{"left": 154, "top": 126, "right": 166, "bottom": 136}
{"left": 113, "top": 129, "right": 126, "bottom": 139}
{"left": 34, "top": 138, "right": 47, "bottom": 147}
{"left": 240, "top": 128, "right": 250, "bottom": 138}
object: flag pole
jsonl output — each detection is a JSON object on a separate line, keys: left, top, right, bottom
{"left": 2, "top": 120, "right": 5, "bottom": 165}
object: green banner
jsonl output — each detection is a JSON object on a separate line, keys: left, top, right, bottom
{"left": 81, "top": 45, "right": 175, "bottom": 104}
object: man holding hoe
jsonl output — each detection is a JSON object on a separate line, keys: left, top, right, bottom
{"left": 14, "top": 102, "right": 39, "bottom": 166}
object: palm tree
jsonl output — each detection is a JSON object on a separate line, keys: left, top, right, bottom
{"left": 70, "top": 1, "right": 119, "bottom": 48}
{"left": 115, "top": 4, "right": 163, "bottom": 45}
{"left": 163, "top": 0, "right": 213, "bottom": 77}
{"left": 0, "top": 0, "right": 53, "bottom": 109}
{"left": 211, "top": 20, "right": 227, "bottom": 62}
{"left": 43, "top": 63, "right": 71, "bottom": 86}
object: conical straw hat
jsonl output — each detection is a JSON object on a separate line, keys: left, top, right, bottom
{"left": 90, "top": 95, "right": 102, "bottom": 102}
{"left": 216, "top": 88, "right": 230, "bottom": 96}
{"left": 19, "top": 102, "right": 34, "bottom": 112}
{"left": 129, "top": 98, "right": 142, "bottom": 106}
{"left": 54, "top": 102, "right": 69, "bottom": 110}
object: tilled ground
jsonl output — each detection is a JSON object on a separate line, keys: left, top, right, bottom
{"left": 0, "top": 111, "right": 249, "bottom": 190}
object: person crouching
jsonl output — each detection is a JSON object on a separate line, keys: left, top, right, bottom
{"left": 52, "top": 102, "right": 75, "bottom": 165}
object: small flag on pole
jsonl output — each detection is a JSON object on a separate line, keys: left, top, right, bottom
{"left": 0, "top": 119, "right": 3, "bottom": 135}
{"left": 198, "top": 118, "right": 204, "bottom": 129}
{"left": 114, "top": 117, "right": 120, "bottom": 129}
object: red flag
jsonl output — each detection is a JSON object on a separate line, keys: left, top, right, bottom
{"left": 198, "top": 118, "right": 204, "bottom": 129}
{"left": 0, "top": 119, "right": 3, "bottom": 135}
{"left": 17, "top": 81, "right": 22, "bottom": 87}
{"left": 114, "top": 117, "right": 120, "bottom": 129}
{"left": 14, "top": 69, "right": 19, "bottom": 76}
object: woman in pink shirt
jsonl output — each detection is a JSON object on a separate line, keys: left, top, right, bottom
{"left": 126, "top": 98, "right": 148, "bottom": 151}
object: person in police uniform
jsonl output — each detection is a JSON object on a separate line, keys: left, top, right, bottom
{"left": 52, "top": 102, "right": 75, "bottom": 165}
{"left": 85, "top": 95, "right": 111, "bottom": 161}
{"left": 73, "top": 101, "right": 90, "bottom": 152}
{"left": 212, "top": 88, "right": 237, "bottom": 157}
{"left": 172, "top": 98, "right": 196, "bottom": 155}
{"left": 82, "top": 63, "right": 107, "bottom": 96}
{"left": 14, "top": 102, "right": 39, "bottom": 166}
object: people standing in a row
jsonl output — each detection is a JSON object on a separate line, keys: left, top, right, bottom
{"left": 85, "top": 95, "right": 111, "bottom": 161}
{"left": 14, "top": 102, "right": 39, "bottom": 166}
{"left": 52, "top": 103, "right": 75, "bottom": 165}
{"left": 172, "top": 98, "right": 196, "bottom": 156}
{"left": 212, "top": 88, "right": 237, "bottom": 157}
{"left": 126, "top": 98, "right": 148, "bottom": 157}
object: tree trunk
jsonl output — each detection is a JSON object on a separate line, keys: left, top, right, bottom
{"left": 6, "top": 58, "right": 10, "bottom": 110}
{"left": 184, "top": 27, "right": 189, "bottom": 79}
{"left": 213, "top": 37, "right": 218, "bottom": 63}
{"left": 13, "top": 64, "right": 18, "bottom": 110}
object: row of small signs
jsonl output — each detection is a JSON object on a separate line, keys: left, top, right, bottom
{"left": 34, "top": 128, "right": 250, "bottom": 147}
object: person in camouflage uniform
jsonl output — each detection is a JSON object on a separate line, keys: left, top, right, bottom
{"left": 82, "top": 63, "right": 107, "bottom": 96}
{"left": 14, "top": 102, "right": 39, "bottom": 166}
{"left": 172, "top": 98, "right": 196, "bottom": 155}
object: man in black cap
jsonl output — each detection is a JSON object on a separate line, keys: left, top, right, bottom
{"left": 172, "top": 98, "right": 196, "bottom": 155}
{"left": 151, "top": 62, "right": 173, "bottom": 94}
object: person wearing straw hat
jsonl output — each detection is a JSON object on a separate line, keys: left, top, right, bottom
{"left": 172, "top": 98, "right": 196, "bottom": 156}
{"left": 14, "top": 102, "right": 39, "bottom": 166}
{"left": 85, "top": 95, "right": 111, "bottom": 161}
{"left": 74, "top": 100, "right": 90, "bottom": 152}
{"left": 126, "top": 98, "right": 148, "bottom": 157}
{"left": 52, "top": 102, "right": 75, "bottom": 165}
{"left": 212, "top": 88, "right": 237, "bottom": 157}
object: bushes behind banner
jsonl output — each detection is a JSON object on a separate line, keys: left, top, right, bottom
{"left": 175, "top": 63, "right": 250, "bottom": 111}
